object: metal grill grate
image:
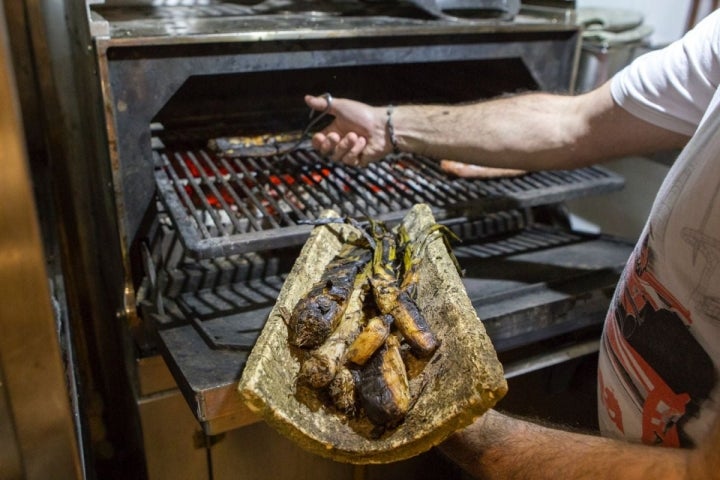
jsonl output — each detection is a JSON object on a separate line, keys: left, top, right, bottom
{"left": 146, "top": 225, "right": 589, "bottom": 351}
{"left": 154, "top": 146, "right": 624, "bottom": 259}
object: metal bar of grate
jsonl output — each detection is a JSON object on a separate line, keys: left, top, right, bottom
{"left": 231, "top": 157, "right": 290, "bottom": 227}
{"left": 322, "top": 163, "right": 374, "bottom": 218}
{"left": 452, "top": 226, "right": 584, "bottom": 259}
{"left": 289, "top": 150, "right": 346, "bottom": 212}
{"left": 416, "top": 168, "right": 473, "bottom": 203}
{"left": 385, "top": 159, "right": 449, "bottom": 205}
{"left": 350, "top": 166, "right": 400, "bottom": 214}
{"left": 161, "top": 152, "right": 213, "bottom": 239}
{"left": 217, "top": 155, "right": 281, "bottom": 229}
{"left": 197, "top": 150, "right": 260, "bottom": 233}
{"left": 187, "top": 151, "right": 241, "bottom": 235}
{"left": 256, "top": 156, "right": 319, "bottom": 221}
{"left": 359, "top": 162, "right": 417, "bottom": 211}
{"left": 175, "top": 151, "right": 232, "bottom": 237}
{"left": 154, "top": 145, "right": 624, "bottom": 259}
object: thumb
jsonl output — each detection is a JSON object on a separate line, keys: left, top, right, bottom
{"left": 304, "top": 94, "right": 332, "bottom": 114}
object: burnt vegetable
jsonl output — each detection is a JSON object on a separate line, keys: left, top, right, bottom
{"left": 290, "top": 214, "right": 457, "bottom": 432}
{"left": 370, "top": 226, "right": 439, "bottom": 358}
{"left": 357, "top": 335, "right": 411, "bottom": 429}
{"left": 328, "top": 366, "right": 359, "bottom": 416}
{"left": 288, "top": 243, "right": 372, "bottom": 349}
{"left": 298, "top": 266, "right": 370, "bottom": 388}
{"left": 345, "top": 314, "right": 393, "bottom": 366}
{"left": 372, "top": 283, "right": 438, "bottom": 358}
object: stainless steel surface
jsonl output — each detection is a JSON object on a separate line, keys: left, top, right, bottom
{"left": 136, "top": 356, "right": 209, "bottom": 480}
{"left": 18, "top": 0, "right": 148, "bottom": 476}
{"left": 434, "top": 0, "right": 520, "bottom": 20}
{"left": 575, "top": 8, "right": 651, "bottom": 93}
{"left": 89, "top": 1, "right": 566, "bottom": 44}
{"left": 138, "top": 390, "right": 210, "bottom": 480}
{"left": 210, "top": 421, "right": 356, "bottom": 480}
{"left": 0, "top": 6, "right": 83, "bottom": 479}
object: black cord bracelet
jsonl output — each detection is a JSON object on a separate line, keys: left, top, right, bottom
{"left": 386, "top": 104, "right": 400, "bottom": 155}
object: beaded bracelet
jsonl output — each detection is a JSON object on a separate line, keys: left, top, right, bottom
{"left": 386, "top": 104, "right": 400, "bottom": 155}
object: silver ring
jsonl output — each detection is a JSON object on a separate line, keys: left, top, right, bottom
{"left": 321, "top": 92, "right": 333, "bottom": 112}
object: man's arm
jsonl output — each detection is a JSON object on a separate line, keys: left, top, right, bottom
{"left": 306, "top": 82, "right": 690, "bottom": 169}
{"left": 439, "top": 408, "right": 720, "bottom": 480}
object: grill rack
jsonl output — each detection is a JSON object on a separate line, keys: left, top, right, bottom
{"left": 142, "top": 223, "right": 590, "bottom": 352}
{"left": 154, "top": 146, "right": 624, "bottom": 259}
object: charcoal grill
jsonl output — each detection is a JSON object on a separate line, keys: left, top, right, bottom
{"left": 54, "top": 1, "right": 634, "bottom": 476}
{"left": 154, "top": 143, "right": 623, "bottom": 257}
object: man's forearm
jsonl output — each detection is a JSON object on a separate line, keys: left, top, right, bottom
{"left": 392, "top": 83, "right": 689, "bottom": 171}
{"left": 393, "top": 93, "right": 584, "bottom": 170}
{"left": 440, "top": 409, "right": 690, "bottom": 480}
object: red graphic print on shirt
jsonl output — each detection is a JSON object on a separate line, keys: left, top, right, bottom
{"left": 601, "top": 233, "right": 714, "bottom": 447}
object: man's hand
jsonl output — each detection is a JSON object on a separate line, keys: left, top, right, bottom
{"left": 304, "top": 94, "right": 392, "bottom": 167}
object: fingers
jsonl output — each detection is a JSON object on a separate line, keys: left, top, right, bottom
{"left": 310, "top": 131, "right": 337, "bottom": 156}
{"left": 347, "top": 136, "right": 368, "bottom": 165}
{"left": 312, "top": 132, "right": 369, "bottom": 167}
{"left": 332, "top": 133, "right": 367, "bottom": 166}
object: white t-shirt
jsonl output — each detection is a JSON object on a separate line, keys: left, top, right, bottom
{"left": 598, "top": 10, "right": 720, "bottom": 447}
